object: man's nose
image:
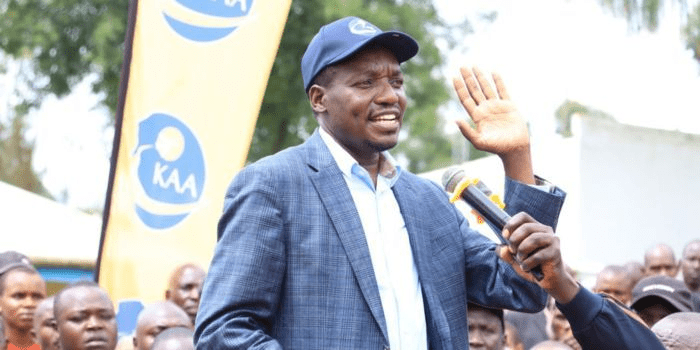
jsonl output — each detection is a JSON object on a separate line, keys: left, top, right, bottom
{"left": 375, "top": 79, "right": 399, "bottom": 105}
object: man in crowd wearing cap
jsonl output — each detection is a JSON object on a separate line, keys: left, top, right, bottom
{"left": 0, "top": 251, "right": 44, "bottom": 350}
{"left": 194, "top": 16, "right": 664, "bottom": 350}
{"left": 630, "top": 275, "right": 693, "bottom": 327}
{"left": 644, "top": 243, "right": 679, "bottom": 278}
{"left": 164, "top": 264, "right": 205, "bottom": 326}
{"left": 54, "top": 281, "right": 117, "bottom": 350}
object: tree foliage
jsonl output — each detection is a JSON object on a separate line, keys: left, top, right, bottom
{"left": 597, "top": 0, "right": 700, "bottom": 65}
{"left": 0, "top": 0, "right": 459, "bottom": 198}
{"left": 555, "top": 99, "right": 615, "bottom": 137}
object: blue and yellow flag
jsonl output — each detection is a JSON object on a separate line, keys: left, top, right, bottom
{"left": 97, "top": 0, "right": 291, "bottom": 335}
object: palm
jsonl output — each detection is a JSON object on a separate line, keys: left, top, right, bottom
{"left": 452, "top": 68, "right": 529, "bottom": 156}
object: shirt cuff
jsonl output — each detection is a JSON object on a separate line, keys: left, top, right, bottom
{"left": 556, "top": 287, "right": 604, "bottom": 332}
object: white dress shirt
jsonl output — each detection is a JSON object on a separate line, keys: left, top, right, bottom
{"left": 319, "top": 128, "right": 428, "bottom": 350}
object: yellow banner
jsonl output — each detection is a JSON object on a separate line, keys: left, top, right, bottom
{"left": 98, "top": 0, "right": 291, "bottom": 335}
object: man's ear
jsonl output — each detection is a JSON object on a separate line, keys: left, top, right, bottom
{"left": 308, "top": 85, "right": 327, "bottom": 114}
{"left": 165, "top": 289, "right": 171, "bottom": 300}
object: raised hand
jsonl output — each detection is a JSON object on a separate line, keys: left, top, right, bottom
{"left": 452, "top": 67, "right": 529, "bottom": 155}
{"left": 452, "top": 67, "right": 534, "bottom": 184}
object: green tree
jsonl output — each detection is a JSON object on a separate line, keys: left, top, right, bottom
{"left": 1, "top": 0, "right": 458, "bottom": 183}
{"left": 596, "top": 0, "right": 700, "bottom": 64}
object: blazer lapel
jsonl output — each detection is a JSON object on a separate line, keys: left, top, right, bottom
{"left": 305, "top": 132, "right": 389, "bottom": 343}
{"left": 393, "top": 177, "right": 452, "bottom": 350}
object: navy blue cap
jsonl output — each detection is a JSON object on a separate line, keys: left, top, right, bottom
{"left": 301, "top": 16, "right": 419, "bottom": 92}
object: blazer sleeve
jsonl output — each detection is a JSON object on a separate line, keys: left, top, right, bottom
{"left": 462, "top": 177, "right": 566, "bottom": 312}
{"left": 194, "top": 165, "right": 284, "bottom": 350}
{"left": 557, "top": 288, "right": 666, "bottom": 350}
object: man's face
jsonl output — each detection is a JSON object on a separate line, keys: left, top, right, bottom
{"left": 56, "top": 286, "right": 117, "bottom": 350}
{"left": 167, "top": 267, "right": 205, "bottom": 323}
{"left": 0, "top": 270, "right": 46, "bottom": 332}
{"left": 468, "top": 308, "right": 504, "bottom": 350}
{"left": 314, "top": 47, "right": 407, "bottom": 163}
{"left": 34, "top": 298, "right": 61, "bottom": 350}
{"left": 646, "top": 252, "right": 678, "bottom": 277}
{"left": 594, "top": 272, "right": 633, "bottom": 305}
{"left": 134, "top": 308, "right": 192, "bottom": 350}
{"left": 681, "top": 242, "right": 700, "bottom": 291}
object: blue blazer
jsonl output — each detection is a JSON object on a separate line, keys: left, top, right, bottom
{"left": 194, "top": 131, "right": 565, "bottom": 350}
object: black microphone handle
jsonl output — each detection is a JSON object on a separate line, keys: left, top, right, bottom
{"left": 461, "top": 185, "right": 544, "bottom": 281}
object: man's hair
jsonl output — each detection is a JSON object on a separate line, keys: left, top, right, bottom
{"left": 151, "top": 326, "right": 194, "bottom": 349}
{"left": 467, "top": 302, "right": 505, "bottom": 330}
{"left": 683, "top": 239, "right": 700, "bottom": 257}
{"left": 53, "top": 280, "right": 102, "bottom": 318}
{"left": 0, "top": 264, "right": 40, "bottom": 296}
{"left": 644, "top": 243, "right": 676, "bottom": 264}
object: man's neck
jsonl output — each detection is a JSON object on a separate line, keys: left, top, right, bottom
{"left": 4, "top": 327, "right": 34, "bottom": 349}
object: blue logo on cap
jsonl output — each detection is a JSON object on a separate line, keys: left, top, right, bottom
{"left": 133, "top": 113, "right": 205, "bottom": 229}
{"left": 163, "top": 0, "right": 254, "bottom": 42}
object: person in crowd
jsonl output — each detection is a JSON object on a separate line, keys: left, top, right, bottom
{"left": 151, "top": 327, "right": 194, "bottom": 350}
{"left": 165, "top": 264, "right": 205, "bottom": 326}
{"left": 467, "top": 302, "right": 506, "bottom": 350}
{"left": 623, "top": 261, "right": 646, "bottom": 289}
{"left": 194, "top": 15, "right": 666, "bottom": 350}
{"left": 33, "top": 297, "right": 61, "bottom": 350}
{"left": 503, "top": 321, "right": 524, "bottom": 350}
{"left": 651, "top": 312, "right": 700, "bottom": 350}
{"left": 592, "top": 265, "right": 634, "bottom": 305}
{"left": 644, "top": 243, "right": 678, "bottom": 278}
{"left": 54, "top": 281, "right": 117, "bottom": 350}
{"left": 0, "top": 251, "right": 35, "bottom": 350}
{"left": 680, "top": 239, "right": 700, "bottom": 293}
{"left": 0, "top": 260, "right": 45, "bottom": 350}
{"left": 630, "top": 275, "right": 693, "bottom": 327}
{"left": 503, "top": 310, "right": 547, "bottom": 350}
{"left": 545, "top": 298, "right": 581, "bottom": 350}
{"left": 132, "top": 301, "right": 191, "bottom": 350}
{"left": 531, "top": 340, "right": 574, "bottom": 350}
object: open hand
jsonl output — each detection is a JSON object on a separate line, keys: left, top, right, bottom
{"left": 452, "top": 67, "right": 529, "bottom": 156}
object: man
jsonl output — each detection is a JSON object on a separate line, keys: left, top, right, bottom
{"left": 467, "top": 303, "right": 506, "bottom": 350}
{"left": 593, "top": 265, "right": 634, "bottom": 305}
{"left": 0, "top": 251, "right": 37, "bottom": 350}
{"left": 680, "top": 239, "right": 700, "bottom": 293}
{"left": 644, "top": 243, "right": 679, "bottom": 277}
{"left": 54, "top": 282, "right": 117, "bottom": 350}
{"left": 0, "top": 263, "right": 45, "bottom": 350}
{"left": 545, "top": 298, "right": 581, "bottom": 350}
{"left": 151, "top": 327, "right": 194, "bottom": 350}
{"left": 132, "top": 301, "right": 192, "bottom": 350}
{"left": 630, "top": 275, "right": 693, "bottom": 327}
{"left": 164, "top": 264, "right": 205, "bottom": 326}
{"left": 33, "top": 297, "right": 61, "bottom": 350}
{"left": 651, "top": 312, "right": 700, "bottom": 350}
{"left": 195, "top": 16, "right": 665, "bottom": 350}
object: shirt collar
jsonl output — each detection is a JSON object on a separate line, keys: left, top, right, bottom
{"left": 318, "top": 127, "right": 402, "bottom": 187}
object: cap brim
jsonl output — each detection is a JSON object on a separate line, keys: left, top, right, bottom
{"left": 631, "top": 294, "right": 691, "bottom": 313}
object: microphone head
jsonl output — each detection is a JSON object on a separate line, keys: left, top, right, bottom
{"left": 442, "top": 166, "right": 465, "bottom": 192}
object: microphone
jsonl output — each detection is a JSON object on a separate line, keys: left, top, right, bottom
{"left": 442, "top": 166, "right": 544, "bottom": 281}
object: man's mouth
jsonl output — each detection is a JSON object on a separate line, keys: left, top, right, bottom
{"left": 370, "top": 113, "right": 400, "bottom": 128}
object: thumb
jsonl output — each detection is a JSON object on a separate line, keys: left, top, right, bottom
{"left": 497, "top": 245, "right": 537, "bottom": 284}
{"left": 455, "top": 120, "right": 479, "bottom": 144}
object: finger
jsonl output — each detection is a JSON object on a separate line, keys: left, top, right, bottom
{"left": 509, "top": 223, "right": 554, "bottom": 258}
{"left": 497, "top": 245, "right": 536, "bottom": 283}
{"left": 473, "top": 67, "right": 497, "bottom": 100}
{"left": 502, "top": 212, "right": 537, "bottom": 246}
{"left": 455, "top": 120, "right": 479, "bottom": 144}
{"left": 452, "top": 76, "right": 477, "bottom": 117}
{"left": 460, "top": 66, "right": 486, "bottom": 104}
{"left": 492, "top": 72, "right": 511, "bottom": 100}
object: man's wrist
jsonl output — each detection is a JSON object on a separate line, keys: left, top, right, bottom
{"left": 500, "top": 145, "right": 535, "bottom": 185}
{"left": 546, "top": 272, "right": 581, "bottom": 304}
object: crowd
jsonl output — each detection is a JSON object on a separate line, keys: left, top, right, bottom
{"left": 1, "top": 238, "right": 698, "bottom": 350}
{"left": 0, "top": 251, "right": 203, "bottom": 350}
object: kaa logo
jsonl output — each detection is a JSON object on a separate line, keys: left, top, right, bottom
{"left": 162, "top": 0, "right": 254, "bottom": 42}
{"left": 133, "top": 113, "right": 205, "bottom": 229}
